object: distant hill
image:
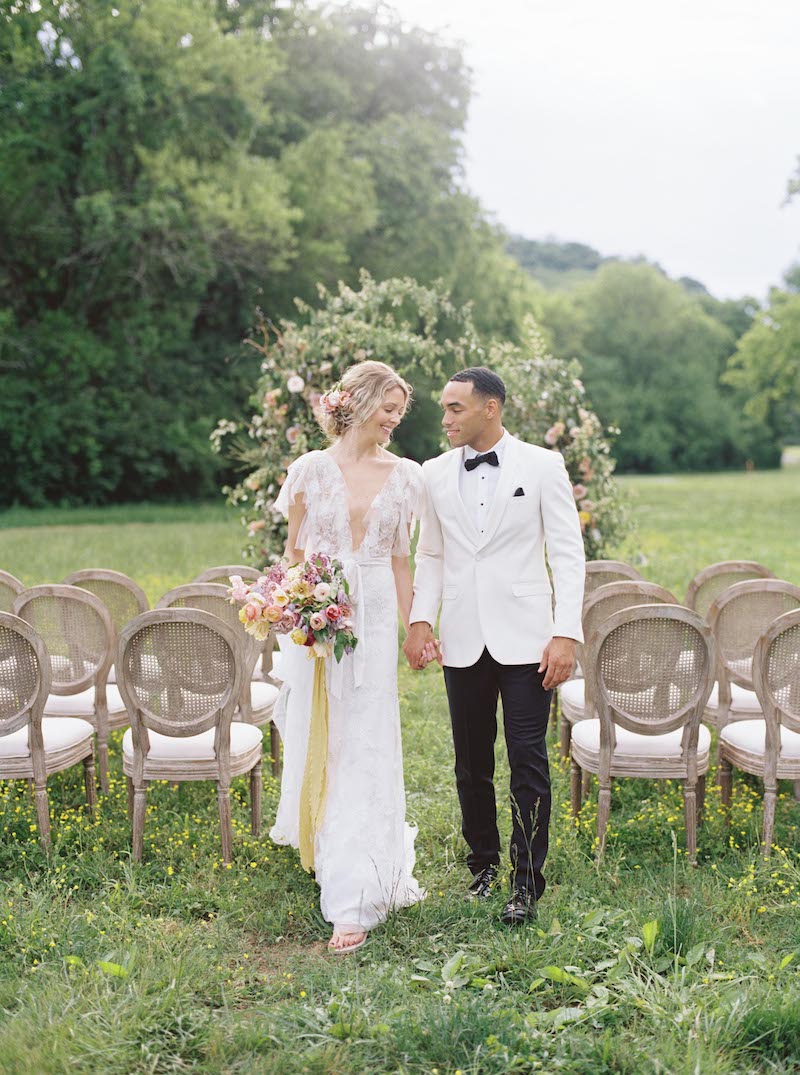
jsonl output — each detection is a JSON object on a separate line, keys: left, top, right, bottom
{"left": 507, "top": 235, "right": 710, "bottom": 296}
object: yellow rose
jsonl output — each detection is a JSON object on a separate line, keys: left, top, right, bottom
{"left": 290, "top": 628, "right": 307, "bottom": 646}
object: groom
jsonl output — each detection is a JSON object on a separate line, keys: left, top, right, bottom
{"left": 404, "top": 367, "right": 585, "bottom": 924}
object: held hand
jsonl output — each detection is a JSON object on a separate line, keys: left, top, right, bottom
{"left": 538, "top": 636, "right": 576, "bottom": 690}
{"left": 420, "top": 639, "right": 443, "bottom": 668}
{"left": 403, "top": 622, "right": 435, "bottom": 670}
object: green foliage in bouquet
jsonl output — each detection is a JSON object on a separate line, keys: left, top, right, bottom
{"left": 493, "top": 317, "right": 631, "bottom": 560}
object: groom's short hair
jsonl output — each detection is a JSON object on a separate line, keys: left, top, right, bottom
{"left": 449, "top": 367, "right": 506, "bottom": 406}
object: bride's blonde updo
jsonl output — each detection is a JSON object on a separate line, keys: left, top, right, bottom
{"left": 317, "top": 360, "right": 412, "bottom": 441}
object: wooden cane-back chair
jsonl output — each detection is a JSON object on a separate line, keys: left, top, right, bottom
{"left": 12, "top": 584, "right": 121, "bottom": 792}
{"left": 584, "top": 561, "right": 643, "bottom": 598}
{"left": 559, "top": 580, "right": 677, "bottom": 757}
{"left": 720, "top": 609, "right": 800, "bottom": 856}
{"left": 193, "top": 566, "right": 277, "bottom": 683}
{"left": 116, "top": 608, "right": 261, "bottom": 863}
{"left": 571, "top": 604, "right": 715, "bottom": 861}
{"left": 0, "top": 613, "right": 96, "bottom": 849}
{"left": 158, "top": 584, "right": 280, "bottom": 772}
{"left": 705, "top": 579, "right": 800, "bottom": 732}
{"left": 0, "top": 571, "right": 24, "bottom": 614}
{"left": 63, "top": 569, "right": 149, "bottom": 685}
{"left": 685, "top": 560, "right": 774, "bottom": 620}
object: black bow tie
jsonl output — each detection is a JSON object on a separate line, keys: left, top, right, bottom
{"left": 464, "top": 450, "right": 499, "bottom": 472}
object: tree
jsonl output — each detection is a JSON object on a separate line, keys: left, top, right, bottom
{"left": 541, "top": 263, "right": 780, "bottom": 472}
{"left": 723, "top": 283, "right": 800, "bottom": 443}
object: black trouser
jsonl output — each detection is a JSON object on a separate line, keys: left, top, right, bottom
{"left": 443, "top": 648, "right": 552, "bottom": 899}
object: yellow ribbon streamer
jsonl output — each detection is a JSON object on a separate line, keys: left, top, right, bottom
{"left": 298, "top": 656, "right": 328, "bottom": 871}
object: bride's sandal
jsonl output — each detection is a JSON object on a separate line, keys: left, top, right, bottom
{"left": 328, "top": 926, "right": 368, "bottom": 954}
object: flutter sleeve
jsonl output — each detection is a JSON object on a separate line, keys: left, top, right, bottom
{"left": 392, "top": 459, "right": 426, "bottom": 557}
{"left": 273, "top": 453, "right": 311, "bottom": 519}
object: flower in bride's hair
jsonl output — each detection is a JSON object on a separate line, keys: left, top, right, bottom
{"left": 287, "top": 374, "right": 305, "bottom": 393}
{"left": 309, "top": 612, "right": 327, "bottom": 631}
{"left": 313, "top": 582, "right": 331, "bottom": 601}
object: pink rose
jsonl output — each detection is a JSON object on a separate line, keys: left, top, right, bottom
{"left": 243, "top": 602, "right": 261, "bottom": 622}
{"left": 286, "top": 425, "right": 300, "bottom": 445}
{"left": 309, "top": 612, "right": 327, "bottom": 631}
{"left": 326, "top": 604, "right": 340, "bottom": 622}
{"left": 544, "top": 421, "right": 565, "bottom": 446}
{"left": 572, "top": 483, "right": 587, "bottom": 500}
{"left": 313, "top": 582, "right": 331, "bottom": 601}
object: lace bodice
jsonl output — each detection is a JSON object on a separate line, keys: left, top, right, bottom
{"left": 274, "top": 451, "right": 424, "bottom": 559}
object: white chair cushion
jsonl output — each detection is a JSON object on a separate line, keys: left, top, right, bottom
{"left": 719, "top": 719, "right": 800, "bottom": 759}
{"left": 250, "top": 680, "right": 279, "bottom": 713}
{"left": 122, "top": 722, "right": 262, "bottom": 762}
{"left": 559, "top": 678, "right": 584, "bottom": 708}
{"left": 571, "top": 718, "right": 711, "bottom": 759}
{"left": 705, "top": 682, "right": 761, "bottom": 713}
{"left": 44, "top": 684, "right": 126, "bottom": 716}
{"left": 0, "top": 717, "right": 94, "bottom": 758}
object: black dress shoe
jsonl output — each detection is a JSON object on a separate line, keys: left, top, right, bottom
{"left": 501, "top": 888, "right": 537, "bottom": 925}
{"left": 466, "top": 865, "right": 498, "bottom": 900}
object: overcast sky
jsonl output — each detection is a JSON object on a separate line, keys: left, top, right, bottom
{"left": 377, "top": 0, "right": 800, "bottom": 301}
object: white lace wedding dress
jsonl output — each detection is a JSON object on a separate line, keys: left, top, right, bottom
{"left": 270, "top": 450, "right": 426, "bottom": 931}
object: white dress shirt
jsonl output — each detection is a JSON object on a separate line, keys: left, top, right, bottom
{"left": 459, "top": 430, "right": 509, "bottom": 537}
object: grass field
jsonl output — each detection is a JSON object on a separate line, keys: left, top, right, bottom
{"left": 1, "top": 469, "right": 799, "bottom": 1073}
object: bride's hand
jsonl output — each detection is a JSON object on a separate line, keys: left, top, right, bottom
{"left": 420, "top": 639, "right": 443, "bottom": 667}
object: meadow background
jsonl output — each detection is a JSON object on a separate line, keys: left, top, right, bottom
{"left": 3, "top": 1, "right": 800, "bottom": 1071}
{"left": 1, "top": 465, "right": 799, "bottom": 1074}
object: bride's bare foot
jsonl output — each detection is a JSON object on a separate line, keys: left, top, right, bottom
{"left": 328, "top": 927, "right": 368, "bottom": 954}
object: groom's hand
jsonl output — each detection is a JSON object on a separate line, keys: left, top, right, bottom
{"left": 403, "top": 621, "right": 435, "bottom": 670}
{"left": 539, "top": 636, "right": 576, "bottom": 690}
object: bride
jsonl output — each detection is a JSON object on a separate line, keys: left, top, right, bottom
{"left": 270, "top": 360, "right": 426, "bottom": 952}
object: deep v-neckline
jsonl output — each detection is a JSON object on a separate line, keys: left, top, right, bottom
{"left": 321, "top": 451, "right": 402, "bottom": 552}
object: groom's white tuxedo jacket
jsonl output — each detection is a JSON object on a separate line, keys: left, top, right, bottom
{"left": 410, "top": 434, "right": 585, "bottom": 668}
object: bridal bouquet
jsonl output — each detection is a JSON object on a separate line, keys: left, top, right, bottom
{"left": 227, "top": 554, "right": 358, "bottom": 662}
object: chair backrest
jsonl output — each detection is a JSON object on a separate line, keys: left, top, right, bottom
{"left": 0, "top": 612, "right": 51, "bottom": 740}
{"left": 157, "top": 583, "right": 258, "bottom": 676}
{"left": 753, "top": 609, "right": 800, "bottom": 745}
{"left": 585, "top": 560, "right": 643, "bottom": 597}
{"left": 707, "top": 579, "right": 800, "bottom": 691}
{"left": 580, "top": 581, "right": 677, "bottom": 713}
{"left": 0, "top": 571, "right": 24, "bottom": 614}
{"left": 685, "top": 560, "right": 775, "bottom": 619}
{"left": 63, "top": 570, "right": 149, "bottom": 635}
{"left": 592, "top": 605, "right": 715, "bottom": 760}
{"left": 12, "top": 585, "right": 114, "bottom": 696}
{"left": 191, "top": 569, "right": 272, "bottom": 660}
{"left": 194, "top": 565, "right": 262, "bottom": 586}
{"left": 116, "top": 609, "right": 244, "bottom": 764}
